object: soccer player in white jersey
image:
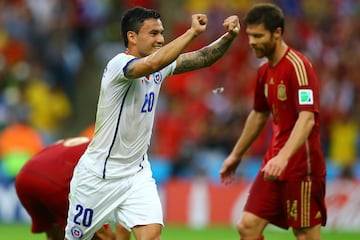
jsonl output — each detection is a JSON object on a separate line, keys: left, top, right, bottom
{"left": 65, "top": 7, "right": 240, "bottom": 240}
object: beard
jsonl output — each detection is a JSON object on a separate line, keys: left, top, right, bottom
{"left": 251, "top": 37, "right": 277, "bottom": 59}
{"left": 263, "top": 42, "right": 276, "bottom": 58}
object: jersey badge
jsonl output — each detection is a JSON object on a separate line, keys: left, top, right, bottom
{"left": 153, "top": 72, "right": 162, "bottom": 84}
{"left": 277, "top": 82, "right": 287, "bottom": 101}
{"left": 71, "top": 226, "right": 83, "bottom": 239}
{"left": 298, "top": 89, "right": 313, "bottom": 105}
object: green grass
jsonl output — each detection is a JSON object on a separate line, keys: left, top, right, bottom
{"left": 2, "top": 223, "right": 359, "bottom": 240}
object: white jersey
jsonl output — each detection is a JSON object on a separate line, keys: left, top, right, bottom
{"left": 81, "top": 52, "right": 176, "bottom": 179}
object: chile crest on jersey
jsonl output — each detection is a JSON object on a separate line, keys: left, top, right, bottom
{"left": 71, "top": 226, "right": 83, "bottom": 239}
{"left": 153, "top": 72, "right": 162, "bottom": 84}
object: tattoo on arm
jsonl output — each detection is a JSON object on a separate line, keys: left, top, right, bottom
{"left": 174, "top": 37, "right": 233, "bottom": 74}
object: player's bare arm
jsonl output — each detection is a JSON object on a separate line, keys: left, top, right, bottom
{"left": 174, "top": 15, "right": 240, "bottom": 74}
{"left": 125, "top": 14, "right": 207, "bottom": 79}
{"left": 262, "top": 111, "right": 315, "bottom": 180}
{"left": 231, "top": 110, "right": 269, "bottom": 159}
{"left": 220, "top": 110, "right": 269, "bottom": 185}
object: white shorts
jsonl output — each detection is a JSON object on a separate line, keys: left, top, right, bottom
{"left": 65, "top": 158, "right": 163, "bottom": 240}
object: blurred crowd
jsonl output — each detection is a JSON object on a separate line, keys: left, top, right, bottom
{"left": 0, "top": 0, "right": 359, "bottom": 183}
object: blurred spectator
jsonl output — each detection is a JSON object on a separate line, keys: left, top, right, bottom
{"left": 24, "top": 62, "right": 72, "bottom": 144}
{"left": 328, "top": 112, "right": 359, "bottom": 179}
{"left": 80, "top": 123, "right": 95, "bottom": 138}
{"left": 0, "top": 121, "right": 44, "bottom": 180}
{"left": 152, "top": 97, "right": 186, "bottom": 161}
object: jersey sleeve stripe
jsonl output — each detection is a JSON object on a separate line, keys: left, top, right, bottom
{"left": 286, "top": 50, "right": 308, "bottom": 86}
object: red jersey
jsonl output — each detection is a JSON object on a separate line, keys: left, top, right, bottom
{"left": 15, "top": 137, "right": 90, "bottom": 232}
{"left": 253, "top": 48, "right": 326, "bottom": 180}
{"left": 18, "top": 137, "right": 89, "bottom": 187}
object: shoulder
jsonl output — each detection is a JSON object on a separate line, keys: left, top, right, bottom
{"left": 104, "top": 53, "right": 137, "bottom": 81}
{"left": 108, "top": 53, "right": 135, "bottom": 66}
{"left": 284, "top": 48, "right": 318, "bottom": 86}
{"left": 285, "top": 48, "right": 313, "bottom": 69}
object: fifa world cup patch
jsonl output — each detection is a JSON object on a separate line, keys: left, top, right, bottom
{"left": 298, "top": 89, "right": 313, "bottom": 105}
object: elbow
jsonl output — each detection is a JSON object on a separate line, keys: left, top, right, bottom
{"left": 308, "top": 117, "right": 315, "bottom": 130}
{"left": 309, "top": 117, "right": 315, "bottom": 127}
{"left": 307, "top": 112, "right": 316, "bottom": 127}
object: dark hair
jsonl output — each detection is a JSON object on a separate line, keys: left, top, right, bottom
{"left": 244, "top": 3, "right": 285, "bottom": 34}
{"left": 121, "top": 7, "right": 161, "bottom": 47}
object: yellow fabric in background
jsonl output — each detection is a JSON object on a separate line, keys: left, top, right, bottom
{"left": 185, "top": 0, "right": 255, "bottom": 13}
{"left": 329, "top": 120, "right": 358, "bottom": 167}
{"left": 25, "top": 79, "right": 72, "bottom": 133}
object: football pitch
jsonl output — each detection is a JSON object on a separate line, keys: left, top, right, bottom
{"left": 2, "top": 223, "right": 359, "bottom": 240}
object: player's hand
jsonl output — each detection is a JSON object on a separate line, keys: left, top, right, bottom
{"left": 261, "top": 155, "right": 288, "bottom": 181}
{"left": 223, "top": 15, "right": 240, "bottom": 37}
{"left": 191, "top": 14, "right": 207, "bottom": 35}
{"left": 220, "top": 154, "right": 241, "bottom": 185}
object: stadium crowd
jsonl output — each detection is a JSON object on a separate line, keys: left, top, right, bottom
{"left": 0, "top": 0, "right": 359, "bottom": 182}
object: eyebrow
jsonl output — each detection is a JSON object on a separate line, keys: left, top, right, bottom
{"left": 149, "top": 29, "right": 164, "bottom": 34}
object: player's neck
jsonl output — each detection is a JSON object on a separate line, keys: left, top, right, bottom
{"left": 268, "top": 41, "right": 288, "bottom": 67}
{"left": 126, "top": 45, "right": 142, "bottom": 58}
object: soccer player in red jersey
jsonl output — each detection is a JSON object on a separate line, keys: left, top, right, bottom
{"left": 220, "top": 3, "right": 327, "bottom": 240}
{"left": 15, "top": 137, "right": 130, "bottom": 240}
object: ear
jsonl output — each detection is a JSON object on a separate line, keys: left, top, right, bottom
{"left": 273, "top": 27, "right": 282, "bottom": 40}
{"left": 127, "top": 31, "right": 137, "bottom": 46}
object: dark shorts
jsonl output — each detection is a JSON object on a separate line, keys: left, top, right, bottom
{"left": 244, "top": 171, "right": 327, "bottom": 229}
{"left": 15, "top": 171, "right": 68, "bottom": 233}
